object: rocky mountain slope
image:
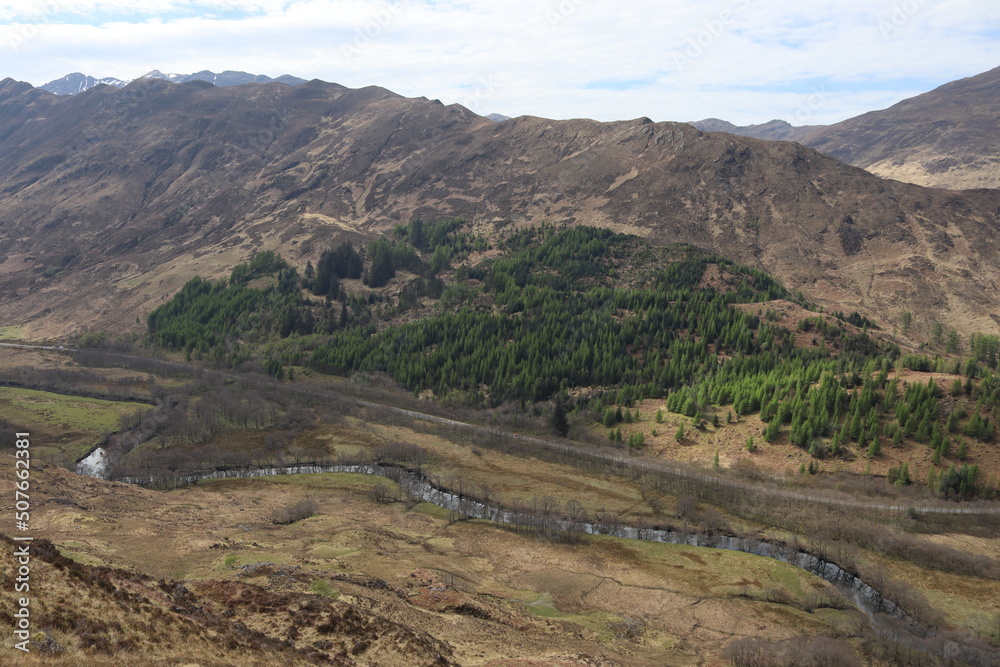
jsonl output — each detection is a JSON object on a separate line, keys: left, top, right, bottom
{"left": 802, "top": 67, "right": 1000, "bottom": 189}
{"left": 39, "top": 73, "right": 127, "bottom": 95}
{"left": 1, "top": 76, "right": 999, "bottom": 339}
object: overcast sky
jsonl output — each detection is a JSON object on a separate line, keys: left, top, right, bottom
{"left": 1, "top": 0, "right": 999, "bottom": 125}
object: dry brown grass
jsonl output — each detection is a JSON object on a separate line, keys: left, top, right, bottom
{"left": 0, "top": 340, "right": 996, "bottom": 661}
{"left": 0, "top": 450, "right": 867, "bottom": 665}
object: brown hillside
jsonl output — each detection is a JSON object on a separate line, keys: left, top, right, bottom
{"left": 1, "top": 77, "right": 1000, "bottom": 338}
{"left": 803, "top": 66, "right": 1000, "bottom": 189}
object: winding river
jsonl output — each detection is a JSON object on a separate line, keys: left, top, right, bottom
{"left": 118, "top": 462, "right": 903, "bottom": 615}
{"left": 85, "top": 459, "right": 999, "bottom": 663}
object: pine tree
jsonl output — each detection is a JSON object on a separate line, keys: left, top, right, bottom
{"left": 930, "top": 425, "right": 944, "bottom": 452}
{"left": 365, "top": 238, "right": 396, "bottom": 287}
{"left": 946, "top": 330, "right": 961, "bottom": 354}
{"left": 682, "top": 397, "right": 697, "bottom": 417}
{"left": 303, "top": 261, "right": 315, "bottom": 290}
{"left": 867, "top": 437, "right": 881, "bottom": 457}
{"left": 946, "top": 409, "right": 961, "bottom": 432}
{"left": 932, "top": 321, "right": 944, "bottom": 346}
{"left": 550, "top": 394, "right": 570, "bottom": 437}
{"left": 764, "top": 417, "right": 781, "bottom": 443}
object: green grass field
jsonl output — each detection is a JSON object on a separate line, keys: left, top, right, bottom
{"left": 0, "top": 387, "right": 147, "bottom": 463}
{"left": 0, "top": 325, "right": 26, "bottom": 340}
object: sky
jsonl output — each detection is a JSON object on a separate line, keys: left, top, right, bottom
{"left": 1, "top": 0, "right": 999, "bottom": 125}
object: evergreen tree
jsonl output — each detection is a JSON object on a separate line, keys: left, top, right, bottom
{"left": 365, "top": 238, "right": 396, "bottom": 287}
{"left": 408, "top": 219, "right": 425, "bottom": 250}
{"left": 867, "top": 437, "right": 881, "bottom": 457}
{"left": 331, "top": 242, "right": 363, "bottom": 279}
{"left": 764, "top": 417, "right": 781, "bottom": 443}
{"left": 946, "top": 330, "right": 961, "bottom": 354}
{"left": 550, "top": 394, "right": 570, "bottom": 437}
{"left": 303, "top": 261, "right": 315, "bottom": 290}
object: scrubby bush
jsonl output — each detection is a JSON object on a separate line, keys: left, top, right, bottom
{"left": 271, "top": 499, "right": 318, "bottom": 525}
{"left": 723, "top": 635, "right": 860, "bottom": 666}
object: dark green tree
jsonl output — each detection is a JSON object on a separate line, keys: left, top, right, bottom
{"left": 550, "top": 394, "right": 570, "bottom": 437}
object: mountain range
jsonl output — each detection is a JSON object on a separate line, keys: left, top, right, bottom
{"left": 42, "top": 66, "right": 1000, "bottom": 191}
{"left": 40, "top": 70, "right": 308, "bottom": 96}
{"left": 688, "top": 118, "right": 823, "bottom": 142}
{"left": 39, "top": 73, "right": 129, "bottom": 96}
{"left": 0, "top": 70, "right": 999, "bottom": 340}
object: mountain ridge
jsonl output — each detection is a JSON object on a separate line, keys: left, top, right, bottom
{"left": 0, "top": 75, "right": 999, "bottom": 339}
{"left": 39, "top": 69, "right": 309, "bottom": 95}
{"left": 689, "top": 117, "right": 824, "bottom": 142}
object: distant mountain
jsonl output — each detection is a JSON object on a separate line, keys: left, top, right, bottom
{"left": 41, "top": 70, "right": 307, "bottom": 95}
{"left": 690, "top": 118, "right": 824, "bottom": 142}
{"left": 134, "top": 69, "right": 187, "bottom": 84}
{"left": 40, "top": 72, "right": 127, "bottom": 95}
{"left": 802, "top": 67, "right": 1000, "bottom": 189}
{"left": 485, "top": 113, "right": 511, "bottom": 122}
{"left": 141, "top": 69, "right": 308, "bottom": 87}
{"left": 273, "top": 74, "right": 310, "bottom": 86}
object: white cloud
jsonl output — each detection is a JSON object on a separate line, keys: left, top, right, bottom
{"left": 3, "top": 0, "right": 1000, "bottom": 124}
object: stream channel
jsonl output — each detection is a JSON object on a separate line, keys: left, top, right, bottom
{"left": 83, "top": 459, "right": 1000, "bottom": 663}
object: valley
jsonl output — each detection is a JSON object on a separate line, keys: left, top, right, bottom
{"left": 2, "top": 63, "right": 1000, "bottom": 665}
{"left": 1, "top": 338, "right": 998, "bottom": 664}
{"left": 3, "top": 216, "right": 1000, "bottom": 663}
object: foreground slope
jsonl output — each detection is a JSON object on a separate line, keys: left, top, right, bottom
{"left": 1, "top": 77, "right": 1000, "bottom": 338}
{"left": 0, "top": 456, "right": 871, "bottom": 665}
